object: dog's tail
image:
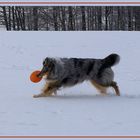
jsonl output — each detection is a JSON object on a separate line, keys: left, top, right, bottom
{"left": 102, "top": 53, "right": 120, "bottom": 68}
{"left": 98, "top": 54, "right": 120, "bottom": 77}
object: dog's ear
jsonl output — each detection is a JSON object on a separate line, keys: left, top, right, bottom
{"left": 43, "top": 57, "right": 49, "bottom": 66}
{"left": 49, "top": 59, "right": 55, "bottom": 71}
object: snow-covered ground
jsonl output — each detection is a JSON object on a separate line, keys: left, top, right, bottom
{"left": 0, "top": 31, "right": 140, "bottom": 137}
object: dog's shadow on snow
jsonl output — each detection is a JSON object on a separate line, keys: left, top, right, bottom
{"left": 47, "top": 94, "right": 117, "bottom": 100}
{"left": 43, "top": 94, "right": 140, "bottom": 100}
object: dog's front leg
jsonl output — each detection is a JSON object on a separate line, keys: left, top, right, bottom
{"left": 33, "top": 81, "right": 59, "bottom": 98}
{"left": 33, "top": 93, "right": 48, "bottom": 98}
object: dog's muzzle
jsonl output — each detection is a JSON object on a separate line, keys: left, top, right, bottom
{"left": 37, "top": 67, "right": 48, "bottom": 78}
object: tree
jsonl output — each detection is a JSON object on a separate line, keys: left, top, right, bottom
{"left": 68, "top": 6, "right": 74, "bottom": 30}
{"left": 33, "top": 7, "right": 38, "bottom": 30}
{"left": 81, "top": 6, "right": 86, "bottom": 30}
{"left": 2, "top": 6, "right": 9, "bottom": 30}
{"left": 0, "top": 6, "right": 140, "bottom": 31}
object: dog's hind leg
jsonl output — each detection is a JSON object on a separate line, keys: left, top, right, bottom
{"left": 90, "top": 80, "right": 120, "bottom": 96}
{"left": 110, "top": 81, "right": 120, "bottom": 96}
{"left": 90, "top": 80, "right": 107, "bottom": 95}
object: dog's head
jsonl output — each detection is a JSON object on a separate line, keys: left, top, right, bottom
{"left": 37, "top": 57, "right": 55, "bottom": 78}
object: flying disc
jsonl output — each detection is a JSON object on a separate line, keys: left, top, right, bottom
{"left": 30, "top": 70, "right": 42, "bottom": 83}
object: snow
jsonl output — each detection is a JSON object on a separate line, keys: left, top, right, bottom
{"left": 0, "top": 31, "right": 140, "bottom": 138}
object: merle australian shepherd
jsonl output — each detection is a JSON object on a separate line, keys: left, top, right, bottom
{"left": 33, "top": 54, "right": 120, "bottom": 98}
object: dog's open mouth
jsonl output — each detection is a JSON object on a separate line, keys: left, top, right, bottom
{"left": 37, "top": 67, "right": 49, "bottom": 78}
{"left": 37, "top": 72, "right": 44, "bottom": 78}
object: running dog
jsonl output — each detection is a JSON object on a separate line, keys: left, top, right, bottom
{"left": 33, "top": 54, "right": 120, "bottom": 98}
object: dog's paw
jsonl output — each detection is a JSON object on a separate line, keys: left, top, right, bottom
{"left": 33, "top": 93, "right": 52, "bottom": 98}
{"left": 33, "top": 94, "right": 39, "bottom": 98}
{"left": 33, "top": 94, "right": 44, "bottom": 98}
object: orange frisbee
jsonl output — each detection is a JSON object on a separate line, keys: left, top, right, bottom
{"left": 30, "top": 70, "right": 42, "bottom": 83}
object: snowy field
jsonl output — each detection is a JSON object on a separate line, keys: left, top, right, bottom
{"left": 0, "top": 31, "right": 140, "bottom": 138}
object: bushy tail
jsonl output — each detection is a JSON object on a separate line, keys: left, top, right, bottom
{"left": 102, "top": 53, "right": 120, "bottom": 68}
{"left": 98, "top": 54, "right": 120, "bottom": 77}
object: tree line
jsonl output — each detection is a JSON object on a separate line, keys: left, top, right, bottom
{"left": 0, "top": 6, "right": 140, "bottom": 31}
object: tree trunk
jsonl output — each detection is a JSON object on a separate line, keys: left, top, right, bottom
{"left": 134, "top": 7, "right": 140, "bottom": 30}
{"left": 68, "top": 6, "right": 74, "bottom": 30}
{"left": 53, "top": 7, "right": 58, "bottom": 31}
{"left": 12, "top": 6, "right": 16, "bottom": 30}
{"left": 33, "top": 7, "right": 38, "bottom": 31}
{"left": 8, "top": 6, "right": 11, "bottom": 30}
{"left": 81, "top": 6, "right": 86, "bottom": 30}
{"left": 2, "top": 7, "right": 9, "bottom": 30}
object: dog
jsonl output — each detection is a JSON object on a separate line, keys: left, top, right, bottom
{"left": 33, "top": 54, "right": 120, "bottom": 98}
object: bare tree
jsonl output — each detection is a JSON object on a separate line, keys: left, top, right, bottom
{"left": 68, "top": 6, "right": 74, "bottom": 30}
{"left": 81, "top": 6, "right": 86, "bottom": 30}
{"left": 1, "top": 6, "right": 140, "bottom": 31}
{"left": 33, "top": 7, "right": 38, "bottom": 30}
{"left": 2, "top": 6, "right": 9, "bottom": 30}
